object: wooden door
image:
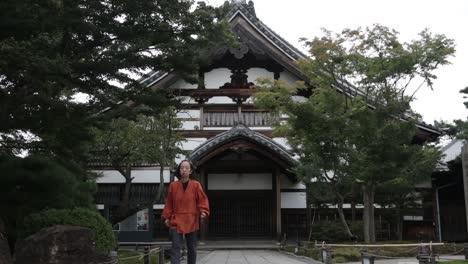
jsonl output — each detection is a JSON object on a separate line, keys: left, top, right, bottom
{"left": 207, "top": 190, "right": 273, "bottom": 238}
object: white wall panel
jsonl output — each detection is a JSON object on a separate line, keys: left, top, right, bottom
{"left": 169, "top": 79, "right": 197, "bottom": 89}
{"left": 247, "top": 68, "right": 274, "bottom": 83}
{"left": 206, "top": 96, "right": 235, "bottom": 104}
{"left": 94, "top": 169, "right": 170, "bottom": 183}
{"left": 205, "top": 68, "right": 231, "bottom": 88}
{"left": 181, "top": 138, "right": 207, "bottom": 151}
{"left": 280, "top": 174, "right": 306, "bottom": 189}
{"left": 177, "top": 110, "right": 200, "bottom": 119}
{"left": 176, "top": 96, "right": 196, "bottom": 104}
{"left": 281, "top": 192, "right": 306, "bottom": 208}
{"left": 208, "top": 173, "right": 272, "bottom": 190}
{"left": 181, "top": 120, "right": 201, "bottom": 130}
{"left": 279, "top": 70, "right": 300, "bottom": 87}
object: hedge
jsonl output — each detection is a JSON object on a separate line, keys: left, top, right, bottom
{"left": 21, "top": 207, "right": 116, "bottom": 252}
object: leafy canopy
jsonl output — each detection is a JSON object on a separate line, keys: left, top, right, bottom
{"left": 0, "top": 0, "right": 234, "bottom": 158}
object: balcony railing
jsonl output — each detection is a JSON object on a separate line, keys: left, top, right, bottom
{"left": 203, "top": 111, "right": 277, "bottom": 127}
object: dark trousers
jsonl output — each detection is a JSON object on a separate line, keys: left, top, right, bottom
{"left": 170, "top": 229, "right": 197, "bottom": 264}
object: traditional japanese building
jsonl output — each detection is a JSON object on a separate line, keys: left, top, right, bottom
{"left": 93, "top": 0, "right": 442, "bottom": 242}
{"left": 432, "top": 139, "right": 468, "bottom": 242}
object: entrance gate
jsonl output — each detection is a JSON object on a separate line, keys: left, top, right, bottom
{"left": 207, "top": 190, "right": 273, "bottom": 238}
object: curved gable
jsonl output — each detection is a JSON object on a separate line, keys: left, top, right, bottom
{"left": 189, "top": 124, "right": 297, "bottom": 170}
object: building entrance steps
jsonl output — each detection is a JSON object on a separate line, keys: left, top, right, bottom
{"left": 197, "top": 239, "right": 279, "bottom": 250}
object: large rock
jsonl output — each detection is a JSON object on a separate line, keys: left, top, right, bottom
{"left": 0, "top": 219, "right": 12, "bottom": 264}
{"left": 15, "top": 225, "right": 112, "bottom": 264}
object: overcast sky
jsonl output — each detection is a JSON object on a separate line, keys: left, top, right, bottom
{"left": 204, "top": 0, "right": 468, "bottom": 124}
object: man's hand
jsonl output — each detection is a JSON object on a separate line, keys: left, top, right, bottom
{"left": 200, "top": 212, "right": 207, "bottom": 218}
{"left": 164, "top": 219, "right": 170, "bottom": 227}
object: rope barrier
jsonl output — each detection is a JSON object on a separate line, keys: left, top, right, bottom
{"left": 317, "top": 242, "right": 445, "bottom": 247}
{"left": 437, "top": 257, "right": 468, "bottom": 262}
{"left": 89, "top": 245, "right": 165, "bottom": 264}
{"left": 440, "top": 248, "right": 464, "bottom": 255}
{"left": 362, "top": 251, "right": 421, "bottom": 259}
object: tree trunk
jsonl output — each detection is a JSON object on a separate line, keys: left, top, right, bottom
{"left": 156, "top": 164, "right": 165, "bottom": 202}
{"left": 336, "top": 197, "right": 354, "bottom": 238}
{"left": 363, "top": 185, "right": 376, "bottom": 243}
{"left": 0, "top": 218, "right": 12, "bottom": 264}
{"left": 111, "top": 164, "right": 134, "bottom": 225}
{"left": 395, "top": 207, "right": 403, "bottom": 241}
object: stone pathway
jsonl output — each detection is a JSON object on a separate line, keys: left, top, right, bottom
{"left": 177, "top": 250, "right": 465, "bottom": 264}
{"left": 180, "top": 250, "right": 318, "bottom": 264}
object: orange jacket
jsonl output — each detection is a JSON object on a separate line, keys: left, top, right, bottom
{"left": 162, "top": 179, "right": 210, "bottom": 234}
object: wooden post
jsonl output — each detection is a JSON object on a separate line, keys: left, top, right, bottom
{"left": 199, "top": 105, "right": 204, "bottom": 130}
{"left": 159, "top": 246, "right": 165, "bottom": 264}
{"left": 275, "top": 168, "right": 281, "bottom": 240}
{"left": 143, "top": 246, "right": 149, "bottom": 264}
{"left": 461, "top": 143, "right": 468, "bottom": 236}
{"left": 200, "top": 167, "right": 207, "bottom": 243}
{"left": 464, "top": 243, "right": 468, "bottom": 260}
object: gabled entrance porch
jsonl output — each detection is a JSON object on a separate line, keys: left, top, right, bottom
{"left": 189, "top": 124, "right": 298, "bottom": 240}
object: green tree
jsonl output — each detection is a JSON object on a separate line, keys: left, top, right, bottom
{"left": 0, "top": 0, "right": 233, "bottom": 159}
{"left": 255, "top": 24, "right": 454, "bottom": 243}
{"left": 0, "top": 155, "right": 95, "bottom": 253}
{"left": 375, "top": 145, "right": 439, "bottom": 240}
{"left": 0, "top": 0, "right": 233, "bottom": 250}
{"left": 442, "top": 87, "right": 468, "bottom": 139}
{"left": 90, "top": 103, "right": 184, "bottom": 224}
{"left": 137, "top": 106, "right": 185, "bottom": 202}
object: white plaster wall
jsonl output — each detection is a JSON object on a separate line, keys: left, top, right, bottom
{"left": 169, "top": 79, "right": 197, "bottom": 89}
{"left": 177, "top": 110, "right": 200, "bottom": 119}
{"left": 181, "top": 120, "right": 201, "bottom": 130}
{"left": 207, "top": 173, "right": 272, "bottom": 190}
{"left": 248, "top": 126, "right": 273, "bottom": 130}
{"left": 281, "top": 192, "right": 306, "bottom": 208}
{"left": 202, "top": 127, "right": 231, "bottom": 130}
{"left": 206, "top": 96, "right": 235, "bottom": 104}
{"left": 280, "top": 174, "right": 306, "bottom": 189}
{"left": 247, "top": 68, "right": 274, "bottom": 84}
{"left": 181, "top": 138, "right": 207, "bottom": 151}
{"left": 205, "top": 68, "right": 231, "bottom": 88}
{"left": 272, "top": 137, "right": 292, "bottom": 150}
{"left": 176, "top": 96, "right": 196, "bottom": 104}
{"left": 94, "top": 169, "right": 170, "bottom": 183}
{"left": 292, "top": 95, "right": 307, "bottom": 102}
{"left": 279, "top": 70, "right": 300, "bottom": 87}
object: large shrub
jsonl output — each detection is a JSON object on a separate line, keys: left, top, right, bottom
{"left": 21, "top": 208, "right": 116, "bottom": 252}
{"left": 310, "top": 221, "right": 364, "bottom": 243}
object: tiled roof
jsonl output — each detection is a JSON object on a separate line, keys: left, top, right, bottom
{"left": 138, "top": 0, "right": 439, "bottom": 137}
{"left": 227, "top": 0, "right": 306, "bottom": 60}
{"left": 189, "top": 123, "right": 297, "bottom": 166}
{"left": 140, "top": 0, "right": 306, "bottom": 86}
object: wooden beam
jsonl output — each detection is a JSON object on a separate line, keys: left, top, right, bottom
{"left": 179, "top": 130, "right": 273, "bottom": 138}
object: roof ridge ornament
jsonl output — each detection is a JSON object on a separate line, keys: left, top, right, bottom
{"left": 228, "top": 0, "right": 256, "bottom": 17}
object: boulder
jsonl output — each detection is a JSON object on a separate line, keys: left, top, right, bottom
{"left": 15, "top": 225, "right": 112, "bottom": 264}
{"left": 0, "top": 219, "right": 12, "bottom": 264}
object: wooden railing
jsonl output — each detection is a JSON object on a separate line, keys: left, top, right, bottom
{"left": 203, "top": 111, "right": 277, "bottom": 127}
